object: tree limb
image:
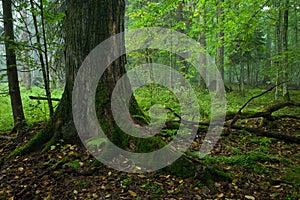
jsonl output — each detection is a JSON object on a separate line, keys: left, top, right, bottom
{"left": 29, "top": 96, "right": 60, "bottom": 102}
{"left": 230, "top": 82, "right": 287, "bottom": 126}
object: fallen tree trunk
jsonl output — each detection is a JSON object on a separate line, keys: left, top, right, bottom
{"left": 29, "top": 96, "right": 60, "bottom": 102}
{"left": 165, "top": 100, "right": 300, "bottom": 143}
{"left": 227, "top": 101, "right": 300, "bottom": 122}
{"left": 227, "top": 124, "right": 300, "bottom": 143}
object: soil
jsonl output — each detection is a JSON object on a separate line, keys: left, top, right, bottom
{"left": 0, "top": 118, "right": 299, "bottom": 199}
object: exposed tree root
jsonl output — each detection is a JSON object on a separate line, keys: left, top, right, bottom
{"left": 8, "top": 120, "right": 56, "bottom": 158}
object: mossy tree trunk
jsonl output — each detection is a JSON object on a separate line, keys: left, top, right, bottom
{"left": 11, "top": 0, "right": 144, "bottom": 155}
{"left": 56, "top": 0, "right": 145, "bottom": 145}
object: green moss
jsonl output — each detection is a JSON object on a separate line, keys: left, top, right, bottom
{"left": 91, "top": 159, "right": 102, "bottom": 167}
{"left": 9, "top": 121, "right": 55, "bottom": 158}
{"left": 164, "top": 157, "right": 197, "bottom": 178}
{"left": 136, "top": 137, "right": 166, "bottom": 153}
{"left": 283, "top": 165, "right": 300, "bottom": 187}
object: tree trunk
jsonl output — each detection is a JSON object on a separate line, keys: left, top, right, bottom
{"left": 282, "top": 0, "right": 290, "bottom": 101}
{"left": 30, "top": 0, "right": 54, "bottom": 117}
{"left": 21, "top": 9, "right": 31, "bottom": 90}
{"left": 2, "top": 0, "right": 26, "bottom": 129}
{"left": 275, "top": 0, "right": 282, "bottom": 101}
{"left": 20, "top": 0, "right": 145, "bottom": 150}
{"left": 217, "top": 0, "right": 225, "bottom": 90}
{"left": 199, "top": 2, "right": 207, "bottom": 90}
{"left": 240, "top": 64, "right": 245, "bottom": 97}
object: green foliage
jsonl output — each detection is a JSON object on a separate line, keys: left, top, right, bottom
{"left": 136, "top": 137, "right": 166, "bottom": 153}
{"left": 73, "top": 180, "right": 92, "bottom": 187}
{"left": 0, "top": 84, "right": 62, "bottom": 132}
{"left": 164, "top": 157, "right": 196, "bottom": 178}
{"left": 204, "top": 150, "right": 291, "bottom": 174}
{"left": 86, "top": 138, "right": 108, "bottom": 149}
{"left": 283, "top": 165, "right": 300, "bottom": 187}
{"left": 142, "top": 181, "right": 165, "bottom": 195}
{"left": 63, "top": 160, "right": 81, "bottom": 169}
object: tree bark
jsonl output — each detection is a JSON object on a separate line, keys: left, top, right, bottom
{"left": 2, "top": 0, "right": 26, "bottom": 129}
{"left": 199, "top": 2, "right": 207, "bottom": 90}
{"left": 217, "top": 0, "right": 225, "bottom": 91}
{"left": 282, "top": 0, "right": 290, "bottom": 101}
{"left": 274, "top": 0, "right": 282, "bottom": 101}
{"left": 48, "top": 0, "right": 143, "bottom": 146}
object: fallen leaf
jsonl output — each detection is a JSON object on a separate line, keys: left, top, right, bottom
{"left": 272, "top": 185, "right": 281, "bottom": 188}
{"left": 128, "top": 190, "right": 137, "bottom": 197}
{"left": 245, "top": 195, "right": 255, "bottom": 200}
{"left": 18, "top": 167, "right": 24, "bottom": 172}
{"left": 218, "top": 193, "right": 224, "bottom": 198}
{"left": 215, "top": 182, "right": 221, "bottom": 187}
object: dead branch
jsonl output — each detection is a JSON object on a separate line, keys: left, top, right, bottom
{"left": 228, "top": 124, "right": 300, "bottom": 143}
{"left": 225, "top": 101, "right": 300, "bottom": 122}
{"left": 166, "top": 100, "right": 300, "bottom": 143}
{"left": 29, "top": 96, "right": 60, "bottom": 102}
{"left": 230, "top": 82, "right": 286, "bottom": 126}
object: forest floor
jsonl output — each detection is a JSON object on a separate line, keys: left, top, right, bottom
{"left": 0, "top": 118, "right": 300, "bottom": 200}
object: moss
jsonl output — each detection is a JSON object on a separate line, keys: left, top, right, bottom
{"left": 90, "top": 159, "right": 102, "bottom": 167}
{"left": 196, "top": 164, "right": 232, "bottom": 191}
{"left": 163, "top": 157, "right": 197, "bottom": 178}
{"left": 136, "top": 137, "right": 166, "bottom": 153}
{"left": 163, "top": 156, "right": 231, "bottom": 190}
{"left": 9, "top": 121, "right": 54, "bottom": 158}
{"left": 283, "top": 165, "right": 300, "bottom": 187}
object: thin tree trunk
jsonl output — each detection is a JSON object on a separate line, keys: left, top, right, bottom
{"left": 29, "top": 0, "right": 54, "bottom": 117}
{"left": 217, "top": 0, "right": 225, "bottom": 90}
{"left": 275, "top": 0, "right": 282, "bottom": 100}
{"left": 2, "top": 0, "right": 26, "bottom": 129}
{"left": 240, "top": 64, "right": 245, "bottom": 97}
{"left": 282, "top": 0, "right": 290, "bottom": 101}
{"left": 247, "top": 60, "right": 250, "bottom": 86}
{"left": 21, "top": 8, "right": 31, "bottom": 90}
{"left": 295, "top": 5, "right": 300, "bottom": 87}
{"left": 199, "top": 2, "right": 207, "bottom": 90}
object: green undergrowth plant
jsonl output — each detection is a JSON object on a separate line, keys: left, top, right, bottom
{"left": 283, "top": 165, "right": 300, "bottom": 187}
{"left": 0, "top": 84, "right": 63, "bottom": 132}
{"left": 202, "top": 151, "right": 291, "bottom": 174}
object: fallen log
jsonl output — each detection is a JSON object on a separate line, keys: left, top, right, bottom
{"left": 228, "top": 124, "right": 300, "bottom": 143}
{"left": 29, "top": 96, "right": 60, "bottom": 102}
{"left": 226, "top": 101, "right": 300, "bottom": 122}
{"left": 231, "top": 82, "right": 286, "bottom": 126}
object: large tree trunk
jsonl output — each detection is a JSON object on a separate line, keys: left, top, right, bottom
{"left": 55, "top": 0, "right": 131, "bottom": 144}
{"left": 11, "top": 0, "right": 145, "bottom": 154}
{"left": 2, "top": 0, "right": 26, "bottom": 129}
{"left": 9, "top": 0, "right": 147, "bottom": 159}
